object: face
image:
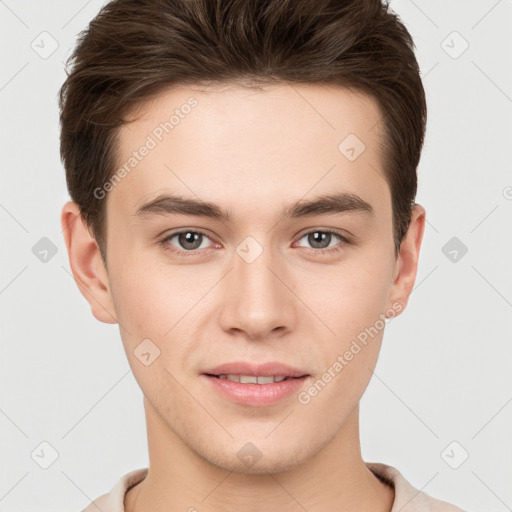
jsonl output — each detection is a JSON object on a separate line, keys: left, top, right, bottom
{"left": 64, "top": 83, "right": 424, "bottom": 475}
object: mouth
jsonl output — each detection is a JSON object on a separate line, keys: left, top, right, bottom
{"left": 204, "top": 374, "right": 307, "bottom": 384}
{"left": 202, "top": 361, "right": 309, "bottom": 379}
{"left": 201, "top": 371, "right": 311, "bottom": 407}
{"left": 200, "top": 361, "right": 310, "bottom": 406}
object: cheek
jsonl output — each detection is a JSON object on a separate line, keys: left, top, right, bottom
{"left": 296, "top": 252, "right": 393, "bottom": 339}
{"left": 107, "top": 263, "right": 196, "bottom": 408}
{"left": 297, "top": 268, "right": 389, "bottom": 421}
{"left": 106, "top": 255, "right": 177, "bottom": 372}
{"left": 107, "top": 241, "right": 190, "bottom": 330}
{"left": 107, "top": 254, "right": 208, "bottom": 364}
{"left": 294, "top": 249, "right": 393, "bottom": 406}
{"left": 110, "top": 271, "right": 165, "bottom": 335}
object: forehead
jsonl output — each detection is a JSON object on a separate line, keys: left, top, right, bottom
{"left": 108, "top": 82, "right": 388, "bottom": 222}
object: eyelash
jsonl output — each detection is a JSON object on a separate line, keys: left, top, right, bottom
{"left": 159, "top": 228, "right": 352, "bottom": 257}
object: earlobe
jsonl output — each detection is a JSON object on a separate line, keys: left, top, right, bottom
{"left": 387, "top": 203, "right": 426, "bottom": 314}
{"left": 60, "top": 200, "right": 118, "bottom": 325}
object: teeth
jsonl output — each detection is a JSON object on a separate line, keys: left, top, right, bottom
{"left": 218, "top": 374, "right": 288, "bottom": 384}
{"left": 239, "top": 375, "right": 256, "bottom": 383}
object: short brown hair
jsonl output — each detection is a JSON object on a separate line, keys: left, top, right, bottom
{"left": 59, "top": 0, "right": 427, "bottom": 264}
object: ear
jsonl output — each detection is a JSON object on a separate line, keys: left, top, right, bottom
{"left": 387, "top": 203, "right": 426, "bottom": 315}
{"left": 60, "top": 200, "right": 118, "bottom": 324}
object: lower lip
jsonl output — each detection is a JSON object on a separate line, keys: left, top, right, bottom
{"left": 202, "top": 374, "right": 310, "bottom": 407}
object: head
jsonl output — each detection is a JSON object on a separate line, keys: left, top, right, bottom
{"left": 60, "top": 0, "right": 426, "bottom": 474}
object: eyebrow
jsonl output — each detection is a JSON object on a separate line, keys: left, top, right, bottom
{"left": 133, "top": 192, "right": 374, "bottom": 221}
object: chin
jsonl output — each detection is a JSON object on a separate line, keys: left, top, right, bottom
{"left": 196, "top": 437, "right": 315, "bottom": 475}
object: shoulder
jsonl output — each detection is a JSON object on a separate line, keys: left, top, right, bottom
{"left": 366, "top": 461, "right": 467, "bottom": 512}
{"left": 81, "top": 468, "right": 149, "bottom": 512}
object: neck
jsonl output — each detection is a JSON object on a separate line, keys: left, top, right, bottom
{"left": 125, "top": 400, "right": 394, "bottom": 512}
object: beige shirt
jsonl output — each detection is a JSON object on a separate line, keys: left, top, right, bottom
{"left": 82, "top": 462, "right": 467, "bottom": 511}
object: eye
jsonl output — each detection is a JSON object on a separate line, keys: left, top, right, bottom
{"left": 294, "top": 230, "right": 350, "bottom": 254}
{"left": 160, "top": 229, "right": 216, "bottom": 255}
{"left": 159, "top": 228, "right": 351, "bottom": 257}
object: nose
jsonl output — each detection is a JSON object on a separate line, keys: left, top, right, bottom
{"left": 218, "top": 239, "right": 297, "bottom": 340}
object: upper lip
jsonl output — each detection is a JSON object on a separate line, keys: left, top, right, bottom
{"left": 203, "top": 361, "right": 309, "bottom": 378}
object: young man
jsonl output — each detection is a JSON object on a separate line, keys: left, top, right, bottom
{"left": 59, "top": 0, "right": 466, "bottom": 510}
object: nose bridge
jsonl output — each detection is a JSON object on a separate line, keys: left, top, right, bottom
{"left": 219, "top": 234, "right": 296, "bottom": 339}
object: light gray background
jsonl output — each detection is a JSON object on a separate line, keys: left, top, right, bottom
{"left": 1, "top": 1, "right": 511, "bottom": 510}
